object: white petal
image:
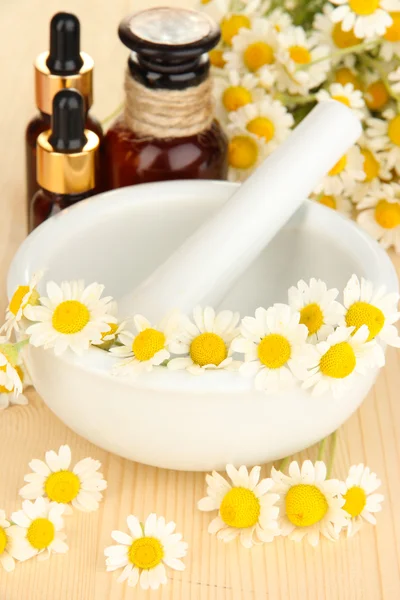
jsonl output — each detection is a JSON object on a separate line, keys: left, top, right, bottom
{"left": 144, "top": 513, "right": 157, "bottom": 537}
{"left": 111, "top": 530, "right": 133, "bottom": 546}
{"left": 58, "top": 446, "right": 72, "bottom": 470}
{"left": 29, "top": 459, "right": 51, "bottom": 477}
{"left": 45, "top": 450, "right": 62, "bottom": 472}
{"left": 127, "top": 515, "right": 143, "bottom": 539}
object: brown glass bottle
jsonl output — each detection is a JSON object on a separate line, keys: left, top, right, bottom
{"left": 104, "top": 8, "right": 228, "bottom": 190}
{"left": 30, "top": 90, "right": 100, "bottom": 233}
{"left": 26, "top": 13, "right": 102, "bottom": 210}
{"left": 26, "top": 111, "right": 102, "bottom": 202}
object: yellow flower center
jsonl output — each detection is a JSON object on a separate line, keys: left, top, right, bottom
{"left": 209, "top": 49, "right": 226, "bottom": 68}
{"left": 0, "top": 364, "right": 25, "bottom": 394}
{"left": 219, "top": 487, "right": 260, "bottom": 528}
{"left": 44, "top": 470, "right": 81, "bottom": 504}
{"left": 222, "top": 86, "right": 252, "bottom": 112}
{"left": 342, "top": 485, "right": 367, "bottom": 517}
{"left": 0, "top": 527, "right": 7, "bottom": 555}
{"left": 332, "top": 23, "right": 361, "bottom": 48}
{"left": 52, "top": 300, "right": 90, "bottom": 334}
{"left": 221, "top": 14, "right": 251, "bottom": 46}
{"left": 375, "top": 199, "right": 400, "bottom": 229}
{"left": 365, "top": 80, "right": 389, "bottom": 111}
{"left": 244, "top": 42, "right": 275, "bottom": 72}
{"left": 332, "top": 95, "right": 351, "bottom": 107}
{"left": 128, "top": 537, "right": 164, "bottom": 570}
{"left": 289, "top": 45, "right": 311, "bottom": 64}
{"left": 229, "top": 135, "right": 259, "bottom": 169}
{"left": 334, "top": 67, "right": 361, "bottom": 89}
{"left": 26, "top": 518, "right": 55, "bottom": 550}
{"left": 328, "top": 154, "right": 347, "bottom": 176}
{"left": 300, "top": 303, "right": 324, "bottom": 335}
{"left": 132, "top": 328, "right": 166, "bottom": 362}
{"left": 189, "top": 332, "right": 227, "bottom": 367}
{"left": 388, "top": 115, "right": 400, "bottom": 146}
{"left": 101, "top": 322, "right": 119, "bottom": 341}
{"left": 318, "top": 194, "right": 337, "bottom": 209}
{"left": 361, "top": 148, "right": 380, "bottom": 181}
{"left": 246, "top": 116, "right": 276, "bottom": 142}
{"left": 258, "top": 334, "right": 291, "bottom": 369}
{"left": 345, "top": 301, "right": 385, "bottom": 340}
{"left": 9, "top": 286, "right": 39, "bottom": 316}
{"left": 384, "top": 11, "right": 400, "bottom": 41}
{"left": 320, "top": 341, "right": 356, "bottom": 378}
{"left": 349, "top": 0, "right": 379, "bottom": 16}
{"left": 285, "top": 484, "right": 329, "bottom": 527}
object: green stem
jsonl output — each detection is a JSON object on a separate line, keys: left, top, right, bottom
{"left": 317, "top": 437, "right": 327, "bottom": 461}
{"left": 277, "top": 92, "right": 316, "bottom": 105}
{"left": 279, "top": 455, "right": 291, "bottom": 472}
{"left": 327, "top": 430, "right": 338, "bottom": 478}
{"left": 101, "top": 102, "right": 124, "bottom": 126}
{"left": 14, "top": 339, "right": 29, "bottom": 352}
{"left": 296, "top": 39, "right": 380, "bottom": 71}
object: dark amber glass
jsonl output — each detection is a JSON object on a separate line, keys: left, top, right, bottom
{"left": 25, "top": 111, "right": 103, "bottom": 208}
{"left": 29, "top": 187, "right": 98, "bottom": 232}
{"left": 104, "top": 117, "right": 228, "bottom": 189}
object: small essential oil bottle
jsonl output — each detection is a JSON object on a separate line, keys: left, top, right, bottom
{"left": 26, "top": 12, "right": 102, "bottom": 209}
{"left": 104, "top": 7, "right": 228, "bottom": 190}
{"left": 30, "top": 89, "right": 100, "bottom": 232}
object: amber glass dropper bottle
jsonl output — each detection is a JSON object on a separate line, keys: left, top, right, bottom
{"left": 30, "top": 89, "right": 100, "bottom": 232}
{"left": 25, "top": 12, "right": 102, "bottom": 212}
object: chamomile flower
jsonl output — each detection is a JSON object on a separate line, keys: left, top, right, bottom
{"left": 0, "top": 361, "right": 29, "bottom": 410}
{"left": 223, "top": 19, "right": 279, "bottom": 86}
{"left": 198, "top": 464, "right": 280, "bottom": 547}
{"left": 341, "top": 274, "right": 400, "bottom": 346}
{"left": 227, "top": 130, "right": 269, "bottom": 182}
{"left": 316, "top": 82, "right": 366, "bottom": 119}
{"left": 313, "top": 145, "right": 365, "bottom": 196}
{"left": 214, "top": 70, "right": 263, "bottom": 122}
{"left": 2, "top": 271, "right": 43, "bottom": 339}
{"left": 168, "top": 307, "right": 239, "bottom": 374}
{"left": 276, "top": 27, "right": 331, "bottom": 94}
{"left": 313, "top": 4, "right": 362, "bottom": 58}
{"left": 8, "top": 497, "right": 68, "bottom": 561}
{"left": 110, "top": 313, "right": 178, "bottom": 376}
{"left": 24, "top": 280, "right": 114, "bottom": 356}
{"left": 356, "top": 181, "right": 400, "bottom": 252}
{"left": 367, "top": 109, "right": 400, "bottom": 175}
{"left": 0, "top": 340, "right": 23, "bottom": 397}
{"left": 105, "top": 513, "right": 188, "bottom": 590}
{"left": 92, "top": 300, "right": 124, "bottom": 351}
{"left": 0, "top": 510, "right": 16, "bottom": 572}
{"left": 363, "top": 72, "right": 391, "bottom": 111}
{"left": 329, "top": 0, "right": 397, "bottom": 39}
{"left": 232, "top": 304, "right": 311, "bottom": 392}
{"left": 312, "top": 192, "right": 353, "bottom": 217}
{"left": 380, "top": 11, "right": 400, "bottom": 59}
{"left": 288, "top": 278, "right": 345, "bottom": 343}
{"left": 271, "top": 460, "right": 348, "bottom": 546}
{"left": 228, "top": 97, "right": 294, "bottom": 152}
{"left": 302, "top": 325, "right": 385, "bottom": 398}
{"left": 19, "top": 444, "right": 107, "bottom": 513}
{"left": 267, "top": 7, "right": 293, "bottom": 32}
{"left": 340, "top": 464, "right": 384, "bottom": 536}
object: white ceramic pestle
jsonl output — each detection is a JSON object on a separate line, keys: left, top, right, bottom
{"left": 118, "top": 101, "right": 362, "bottom": 322}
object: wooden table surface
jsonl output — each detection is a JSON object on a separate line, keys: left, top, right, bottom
{"left": 0, "top": 1, "right": 399, "bottom": 598}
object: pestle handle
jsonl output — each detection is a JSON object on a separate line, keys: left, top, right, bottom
{"left": 119, "top": 102, "right": 362, "bottom": 322}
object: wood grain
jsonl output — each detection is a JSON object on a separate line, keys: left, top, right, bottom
{"left": 0, "top": 1, "right": 399, "bottom": 598}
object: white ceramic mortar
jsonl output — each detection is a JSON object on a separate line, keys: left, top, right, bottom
{"left": 8, "top": 181, "right": 398, "bottom": 471}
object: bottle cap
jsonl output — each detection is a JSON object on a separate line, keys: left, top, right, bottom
{"left": 119, "top": 8, "right": 220, "bottom": 88}
{"left": 37, "top": 89, "right": 99, "bottom": 195}
{"left": 35, "top": 13, "right": 94, "bottom": 114}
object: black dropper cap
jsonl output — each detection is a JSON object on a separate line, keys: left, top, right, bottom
{"left": 46, "top": 13, "right": 84, "bottom": 75}
{"left": 48, "top": 89, "right": 88, "bottom": 153}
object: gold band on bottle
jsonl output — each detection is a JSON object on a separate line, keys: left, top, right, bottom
{"left": 35, "top": 51, "right": 94, "bottom": 115}
{"left": 37, "top": 130, "right": 99, "bottom": 195}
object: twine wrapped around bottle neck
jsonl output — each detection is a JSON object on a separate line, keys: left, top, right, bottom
{"left": 124, "top": 71, "right": 214, "bottom": 138}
